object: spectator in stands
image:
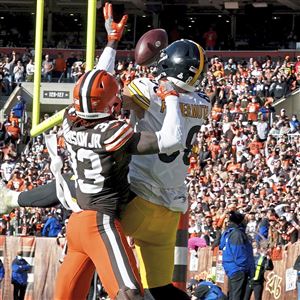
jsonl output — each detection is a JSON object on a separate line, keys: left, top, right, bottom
{"left": 29, "top": 211, "right": 43, "bottom": 236}
{"left": 71, "top": 61, "right": 84, "bottom": 82}
{"left": 13, "top": 61, "right": 24, "bottom": 83}
{"left": 269, "top": 75, "right": 288, "bottom": 100}
{"left": 0, "top": 121, "right": 6, "bottom": 143}
{"left": 203, "top": 27, "right": 218, "bottom": 50}
{"left": 247, "top": 97, "right": 260, "bottom": 122}
{"left": 11, "top": 95, "right": 26, "bottom": 119}
{"left": 7, "top": 169, "right": 24, "bottom": 192}
{"left": 53, "top": 53, "right": 66, "bottom": 82}
{"left": 290, "top": 114, "right": 300, "bottom": 133}
{"left": 11, "top": 250, "right": 31, "bottom": 300}
{"left": 65, "top": 52, "right": 77, "bottom": 81}
{"left": 5, "top": 120, "right": 21, "bottom": 145}
{"left": 41, "top": 212, "right": 62, "bottom": 237}
{"left": 42, "top": 54, "right": 54, "bottom": 82}
{"left": 29, "top": 136, "right": 44, "bottom": 156}
{"left": 256, "top": 115, "right": 269, "bottom": 142}
{"left": 277, "top": 215, "right": 298, "bottom": 247}
{"left": 0, "top": 157, "right": 15, "bottom": 183}
{"left": 11, "top": 209, "right": 22, "bottom": 236}
{"left": 3, "top": 51, "right": 16, "bottom": 95}
{"left": 25, "top": 58, "right": 34, "bottom": 82}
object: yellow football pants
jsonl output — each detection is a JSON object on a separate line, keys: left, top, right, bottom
{"left": 121, "top": 196, "right": 180, "bottom": 288}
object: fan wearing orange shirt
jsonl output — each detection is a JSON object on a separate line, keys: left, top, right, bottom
{"left": 209, "top": 139, "right": 221, "bottom": 161}
{"left": 247, "top": 97, "right": 260, "bottom": 122}
{"left": 8, "top": 111, "right": 19, "bottom": 126}
{"left": 248, "top": 135, "right": 263, "bottom": 156}
{"left": 211, "top": 102, "right": 222, "bottom": 121}
{"left": 226, "top": 157, "right": 241, "bottom": 172}
{"left": 54, "top": 53, "right": 66, "bottom": 80}
{"left": 7, "top": 171, "right": 24, "bottom": 191}
{"left": 5, "top": 120, "right": 21, "bottom": 144}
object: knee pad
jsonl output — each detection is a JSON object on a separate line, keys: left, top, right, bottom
{"left": 116, "top": 287, "right": 144, "bottom": 300}
{"left": 149, "top": 284, "right": 190, "bottom": 300}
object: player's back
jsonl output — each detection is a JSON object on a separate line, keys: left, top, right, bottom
{"left": 128, "top": 78, "right": 210, "bottom": 212}
{"left": 62, "top": 109, "right": 134, "bottom": 217}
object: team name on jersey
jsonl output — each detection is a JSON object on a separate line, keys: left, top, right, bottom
{"left": 64, "top": 130, "right": 102, "bottom": 149}
{"left": 179, "top": 102, "right": 209, "bottom": 119}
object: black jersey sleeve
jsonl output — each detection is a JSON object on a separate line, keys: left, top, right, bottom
{"left": 122, "top": 131, "right": 159, "bottom": 155}
{"left": 18, "top": 173, "right": 76, "bottom": 208}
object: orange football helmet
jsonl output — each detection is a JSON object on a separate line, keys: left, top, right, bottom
{"left": 73, "top": 70, "right": 122, "bottom": 119}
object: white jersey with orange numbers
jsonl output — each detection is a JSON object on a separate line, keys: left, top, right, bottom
{"left": 128, "top": 77, "right": 210, "bottom": 213}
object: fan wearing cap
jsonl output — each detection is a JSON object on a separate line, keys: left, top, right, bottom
{"left": 219, "top": 211, "right": 255, "bottom": 300}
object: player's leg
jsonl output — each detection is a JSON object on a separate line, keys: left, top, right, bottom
{"left": 82, "top": 210, "right": 143, "bottom": 300}
{"left": 54, "top": 212, "right": 95, "bottom": 300}
{"left": 54, "top": 251, "right": 95, "bottom": 300}
{"left": 121, "top": 196, "right": 189, "bottom": 299}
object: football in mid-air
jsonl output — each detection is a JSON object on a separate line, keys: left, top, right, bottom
{"left": 135, "top": 28, "right": 168, "bottom": 66}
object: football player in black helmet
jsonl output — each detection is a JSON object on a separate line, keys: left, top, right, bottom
{"left": 156, "top": 39, "right": 207, "bottom": 92}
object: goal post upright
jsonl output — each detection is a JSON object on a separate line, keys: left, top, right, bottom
{"left": 32, "top": 0, "right": 44, "bottom": 129}
{"left": 86, "top": 0, "right": 97, "bottom": 71}
{"left": 30, "top": 0, "right": 97, "bottom": 137}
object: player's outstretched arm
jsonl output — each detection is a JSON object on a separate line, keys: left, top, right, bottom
{"left": 126, "top": 81, "right": 185, "bottom": 155}
{"left": 0, "top": 173, "right": 75, "bottom": 213}
{"left": 96, "top": 3, "right": 128, "bottom": 73}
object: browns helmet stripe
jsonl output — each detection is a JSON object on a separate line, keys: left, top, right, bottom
{"left": 78, "top": 70, "right": 91, "bottom": 113}
{"left": 80, "top": 69, "right": 101, "bottom": 114}
{"left": 190, "top": 42, "right": 205, "bottom": 86}
{"left": 86, "top": 69, "right": 103, "bottom": 113}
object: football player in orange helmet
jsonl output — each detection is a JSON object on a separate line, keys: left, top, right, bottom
{"left": 51, "top": 4, "right": 185, "bottom": 300}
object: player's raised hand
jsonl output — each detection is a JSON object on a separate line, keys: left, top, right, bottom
{"left": 156, "top": 80, "right": 179, "bottom": 101}
{"left": 103, "top": 2, "right": 128, "bottom": 42}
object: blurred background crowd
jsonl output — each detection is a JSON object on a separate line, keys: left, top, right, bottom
{"left": 0, "top": 51, "right": 299, "bottom": 265}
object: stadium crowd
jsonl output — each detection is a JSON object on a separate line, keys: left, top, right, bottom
{"left": 0, "top": 49, "right": 299, "bottom": 299}
{"left": 0, "top": 49, "right": 300, "bottom": 92}
{"left": 0, "top": 52, "right": 299, "bottom": 245}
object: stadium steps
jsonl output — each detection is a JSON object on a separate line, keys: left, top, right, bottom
{"left": 0, "top": 82, "right": 73, "bottom": 123}
{"left": 272, "top": 88, "right": 300, "bottom": 117}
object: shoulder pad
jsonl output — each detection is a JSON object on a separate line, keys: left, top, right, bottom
{"left": 127, "top": 78, "right": 156, "bottom": 110}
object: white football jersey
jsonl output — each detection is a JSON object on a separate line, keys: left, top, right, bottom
{"left": 128, "top": 78, "right": 210, "bottom": 212}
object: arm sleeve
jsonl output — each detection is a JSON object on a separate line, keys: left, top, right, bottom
{"left": 95, "top": 47, "right": 116, "bottom": 74}
{"left": 124, "top": 95, "right": 184, "bottom": 155}
{"left": 155, "top": 95, "right": 184, "bottom": 154}
{"left": 18, "top": 173, "right": 75, "bottom": 208}
{"left": 18, "top": 180, "right": 59, "bottom": 207}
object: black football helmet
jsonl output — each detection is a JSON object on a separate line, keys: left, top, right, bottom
{"left": 156, "top": 39, "right": 207, "bottom": 92}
